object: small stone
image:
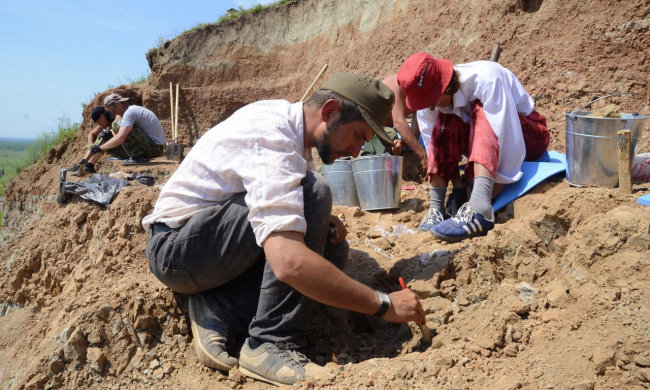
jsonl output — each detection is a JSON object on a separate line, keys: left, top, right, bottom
{"left": 63, "top": 330, "right": 87, "bottom": 362}
{"left": 178, "top": 318, "right": 189, "bottom": 335}
{"left": 149, "top": 359, "right": 160, "bottom": 370}
{"left": 344, "top": 206, "right": 365, "bottom": 220}
{"left": 569, "top": 379, "right": 594, "bottom": 390}
{"left": 87, "top": 329, "right": 104, "bottom": 345}
{"left": 451, "top": 374, "right": 464, "bottom": 390}
{"left": 592, "top": 347, "right": 615, "bottom": 375}
{"left": 633, "top": 368, "right": 650, "bottom": 382}
{"left": 505, "top": 325, "right": 514, "bottom": 344}
{"left": 635, "top": 356, "right": 650, "bottom": 367}
{"left": 96, "top": 305, "right": 112, "bottom": 320}
{"left": 408, "top": 280, "right": 440, "bottom": 299}
{"left": 49, "top": 356, "right": 66, "bottom": 375}
{"left": 434, "top": 356, "right": 454, "bottom": 368}
{"left": 503, "top": 343, "right": 518, "bottom": 357}
{"left": 137, "top": 332, "right": 151, "bottom": 346}
{"left": 73, "top": 212, "right": 87, "bottom": 226}
{"left": 60, "top": 326, "right": 75, "bottom": 343}
{"left": 135, "top": 316, "right": 154, "bottom": 331}
{"left": 153, "top": 368, "right": 165, "bottom": 380}
{"left": 162, "top": 362, "right": 174, "bottom": 374}
{"left": 87, "top": 347, "right": 106, "bottom": 373}
{"left": 397, "top": 366, "right": 413, "bottom": 379}
{"left": 547, "top": 287, "right": 569, "bottom": 308}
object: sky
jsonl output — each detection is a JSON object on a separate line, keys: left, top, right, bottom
{"left": 0, "top": 0, "right": 275, "bottom": 140}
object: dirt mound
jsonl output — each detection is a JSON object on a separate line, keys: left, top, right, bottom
{"left": 1, "top": 0, "right": 650, "bottom": 389}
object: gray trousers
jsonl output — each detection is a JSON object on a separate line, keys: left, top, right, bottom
{"left": 145, "top": 171, "right": 349, "bottom": 349}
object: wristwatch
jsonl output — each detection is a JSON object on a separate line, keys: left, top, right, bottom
{"left": 373, "top": 291, "right": 391, "bottom": 317}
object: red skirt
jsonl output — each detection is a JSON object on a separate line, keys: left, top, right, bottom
{"left": 427, "top": 101, "right": 549, "bottom": 182}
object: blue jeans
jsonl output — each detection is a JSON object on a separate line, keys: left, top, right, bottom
{"left": 145, "top": 171, "right": 349, "bottom": 349}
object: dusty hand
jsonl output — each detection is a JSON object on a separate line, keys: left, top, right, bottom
{"left": 328, "top": 215, "right": 347, "bottom": 244}
{"left": 391, "top": 139, "right": 403, "bottom": 155}
{"left": 89, "top": 144, "right": 102, "bottom": 155}
{"left": 382, "top": 289, "right": 425, "bottom": 325}
{"left": 416, "top": 147, "right": 428, "bottom": 172}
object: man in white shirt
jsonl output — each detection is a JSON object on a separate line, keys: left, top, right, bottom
{"left": 397, "top": 53, "right": 549, "bottom": 242}
{"left": 142, "top": 73, "right": 425, "bottom": 386}
{"left": 85, "top": 93, "right": 166, "bottom": 167}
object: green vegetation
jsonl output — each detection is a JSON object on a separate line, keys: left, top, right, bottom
{"left": 0, "top": 117, "right": 80, "bottom": 233}
{"left": 216, "top": 0, "right": 297, "bottom": 24}
{"left": 26, "top": 116, "right": 80, "bottom": 165}
{"left": 0, "top": 139, "right": 32, "bottom": 197}
{"left": 0, "top": 115, "right": 80, "bottom": 198}
{"left": 151, "top": 0, "right": 298, "bottom": 51}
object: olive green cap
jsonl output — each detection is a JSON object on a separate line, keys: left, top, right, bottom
{"left": 321, "top": 73, "right": 395, "bottom": 146}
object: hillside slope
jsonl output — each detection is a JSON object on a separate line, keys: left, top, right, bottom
{"left": 1, "top": 0, "right": 649, "bottom": 389}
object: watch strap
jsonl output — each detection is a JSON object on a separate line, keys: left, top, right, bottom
{"left": 373, "top": 291, "right": 391, "bottom": 317}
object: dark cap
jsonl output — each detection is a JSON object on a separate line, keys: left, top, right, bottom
{"left": 91, "top": 107, "right": 106, "bottom": 122}
{"left": 321, "top": 73, "right": 395, "bottom": 145}
{"left": 397, "top": 52, "right": 454, "bottom": 111}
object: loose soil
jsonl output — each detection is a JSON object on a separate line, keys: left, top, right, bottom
{"left": 1, "top": 0, "right": 650, "bottom": 389}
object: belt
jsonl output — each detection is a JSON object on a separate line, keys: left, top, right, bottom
{"left": 151, "top": 222, "right": 172, "bottom": 235}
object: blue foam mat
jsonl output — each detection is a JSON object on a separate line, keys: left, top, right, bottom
{"left": 492, "top": 151, "right": 566, "bottom": 212}
{"left": 638, "top": 194, "right": 650, "bottom": 206}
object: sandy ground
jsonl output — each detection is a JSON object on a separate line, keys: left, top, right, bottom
{"left": 1, "top": 0, "right": 650, "bottom": 388}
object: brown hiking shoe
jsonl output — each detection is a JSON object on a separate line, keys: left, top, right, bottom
{"left": 188, "top": 295, "right": 238, "bottom": 371}
{"left": 238, "top": 339, "right": 333, "bottom": 386}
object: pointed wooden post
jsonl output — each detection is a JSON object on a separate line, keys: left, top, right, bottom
{"left": 617, "top": 130, "right": 632, "bottom": 194}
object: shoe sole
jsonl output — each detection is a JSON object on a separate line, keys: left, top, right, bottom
{"left": 238, "top": 365, "right": 288, "bottom": 386}
{"left": 189, "top": 297, "right": 237, "bottom": 372}
{"left": 430, "top": 229, "right": 487, "bottom": 243}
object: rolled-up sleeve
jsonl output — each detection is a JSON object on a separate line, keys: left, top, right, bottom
{"left": 241, "top": 127, "right": 308, "bottom": 246}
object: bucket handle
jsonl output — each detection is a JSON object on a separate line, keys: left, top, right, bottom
{"left": 569, "top": 92, "right": 648, "bottom": 117}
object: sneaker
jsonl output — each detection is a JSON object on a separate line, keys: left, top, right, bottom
{"left": 68, "top": 162, "right": 82, "bottom": 171}
{"left": 417, "top": 208, "right": 445, "bottom": 231}
{"left": 66, "top": 161, "right": 84, "bottom": 176}
{"left": 445, "top": 189, "right": 468, "bottom": 219}
{"left": 189, "top": 295, "right": 238, "bottom": 371}
{"left": 82, "top": 163, "right": 96, "bottom": 174}
{"left": 431, "top": 203, "right": 494, "bottom": 242}
{"left": 239, "top": 339, "right": 333, "bottom": 386}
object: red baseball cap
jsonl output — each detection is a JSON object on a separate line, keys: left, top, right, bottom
{"left": 397, "top": 52, "right": 454, "bottom": 111}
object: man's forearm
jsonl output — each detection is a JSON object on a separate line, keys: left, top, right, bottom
{"left": 100, "top": 126, "right": 130, "bottom": 150}
{"left": 264, "top": 232, "right": 380, "bottom": 315}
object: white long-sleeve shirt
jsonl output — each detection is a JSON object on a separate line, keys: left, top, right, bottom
{"left": 424, "top": 61, "right": 535, "bottom": 184}
{"left": 142, "top": 100, "right": 314, "bottom": 246}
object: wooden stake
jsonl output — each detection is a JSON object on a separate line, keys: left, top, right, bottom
{"left": 490, "top": 43, "right": 502, "bottom": 62}
{"left": 175, "top": 84, "right": 180, "bottom": 143}
{"left": 300, "top": 64, "right": 328, "bottom": 102}
{"left": 169, "top": 82, "right": 175, "bottom": 142}
{"left": 617, "top": 130, "right": 632, "bottom": 194}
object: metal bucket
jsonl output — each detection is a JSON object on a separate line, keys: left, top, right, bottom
{"left": 322, "top": 158, "right": 360, "bottom": 207}
{"left": 351, "top": 154, "right": 403, "bottom": 211}
{"left": 566, "top": 93, "right": 648, "bottom": 187}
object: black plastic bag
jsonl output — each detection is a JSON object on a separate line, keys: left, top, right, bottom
{"left": 59, "top": 173, "right": 129, "bottom": 206}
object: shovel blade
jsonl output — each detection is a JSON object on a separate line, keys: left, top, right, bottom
{"left": 166, "top": 142, "right": 185, "bottom": 162}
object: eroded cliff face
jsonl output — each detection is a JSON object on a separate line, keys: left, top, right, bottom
{"left": 88, "top": 0, "right": 649, "bottom": 151}
{"left": 1, "top": 1, "right": 650, "bottom": 389}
